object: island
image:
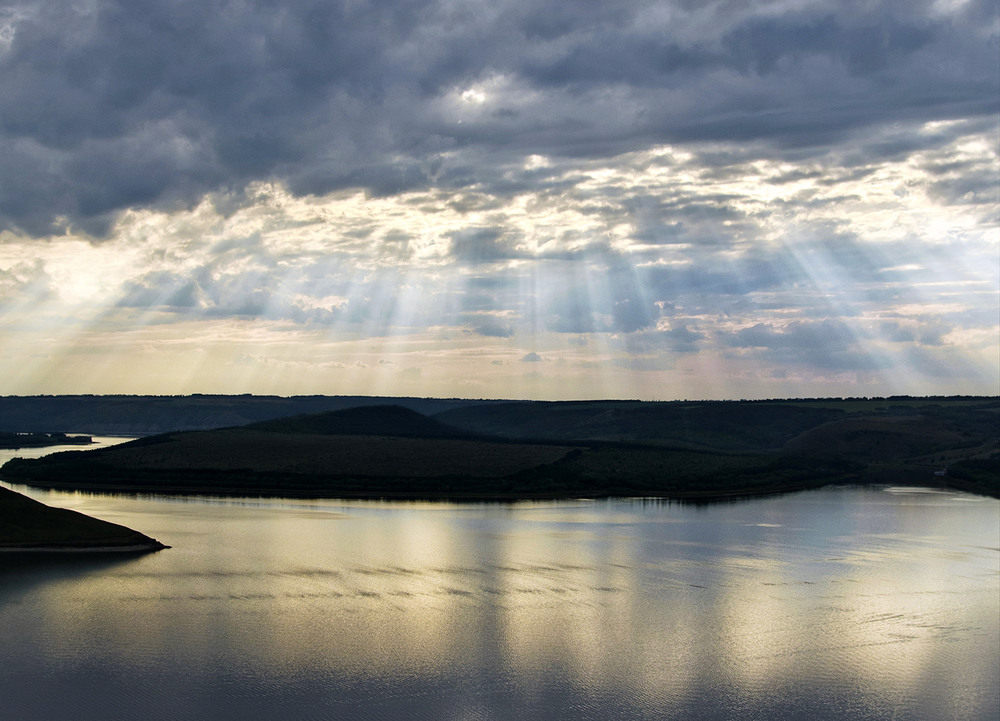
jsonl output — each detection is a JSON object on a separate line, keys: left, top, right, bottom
{"left": 1, "top": 397, "right": 996, "bottom": 500}
{"left": 0, "top": 485, "right": 168, "bottom": 552}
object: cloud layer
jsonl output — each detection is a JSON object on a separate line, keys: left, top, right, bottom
{"left": 0, "top": 0, "right": 996, "bottom": 398}
{"left": 2, "top": 0, "right": 997, "bottom": 235}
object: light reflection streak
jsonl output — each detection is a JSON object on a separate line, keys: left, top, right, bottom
{"left": 0, "top": 488, "right": 996, "bottom": 720}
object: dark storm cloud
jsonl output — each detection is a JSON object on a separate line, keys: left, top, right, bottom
{"left": 721, "top": 319, "right": 888, "bottom": 371}
{"left": 448, "top": 227, "right": 523, "bottom": 265}
{"left": 117, "top": 270, "right": 202, "bottom": 309}
{"left": 660, "top": 322, "right": 704, "bottom": 353}
{"left": 0, "top": 0, "right": 995, "bottom": 237}
{"left": 640, "top": 259, "right": 783, "bottom": 301}
{"left": 614, "top": 323, "right": 705, "bottom": 357}
{"left": 727, "top": 320, "right": 858, "bottom": 352}
{"left": 468, "top": 316, "right": 513, "bottom": 338}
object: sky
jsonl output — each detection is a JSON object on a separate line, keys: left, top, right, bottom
{"left": 0, "top": 0, "right": 997, "bottom": 400}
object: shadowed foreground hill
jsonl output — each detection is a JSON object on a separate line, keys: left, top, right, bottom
{"left": 0, "top": 486, "right": 167, "bottom": 551}
{"left": 2, "top": 399, "right": 997, "bottom": 499}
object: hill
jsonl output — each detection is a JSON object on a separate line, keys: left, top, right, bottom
{"left": 1, "top": 396, "right": 996, "bottom": 499}
{"left": 0, "top": 394, "right": 495, "bottom": 435}
{"left": 245, "top": 404, "right": 478, "bottom": 439}
{"left": 433, "top": 400, "right": 846, "bottom": 451}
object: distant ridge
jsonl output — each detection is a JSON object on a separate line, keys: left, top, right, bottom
{"left": 0, "top": 395, "right": 496, "bottom": 435}
{"left": 245, "top": 404, "right": 479, "bottom": 439}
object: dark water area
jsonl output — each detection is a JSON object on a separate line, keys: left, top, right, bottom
{"left": 0, "top": 466, "right": 997, "bottom": 719}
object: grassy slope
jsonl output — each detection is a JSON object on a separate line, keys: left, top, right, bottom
{"left": 0, "top": 486, "right": 166, "bottom": 549}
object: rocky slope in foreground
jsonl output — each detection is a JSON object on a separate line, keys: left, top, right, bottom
{"left": 0, "top": 486, "right": 167, "bottom": 552}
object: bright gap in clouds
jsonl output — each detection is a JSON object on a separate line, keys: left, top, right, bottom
{"left": 0, "top": 129, "right": 997, "bottom": 399}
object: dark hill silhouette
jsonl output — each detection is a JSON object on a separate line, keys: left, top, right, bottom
{"left": 0, "top": 395, "right": 496, "bottom": 435}
{"left": 245, "top": 404, "right": 481, "bottom": 439}
{"left": 433, "top": 400, "right": 846, "bottom": 451}
{"left": 0, "top": 486, "right": 167, "bottom": 551}
{"left": 1, "top": 396, "right": 995, "bottom": 499}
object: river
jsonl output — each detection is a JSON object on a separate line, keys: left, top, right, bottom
{"left": 0, "top": 439, "right": 997, "bottom": 720}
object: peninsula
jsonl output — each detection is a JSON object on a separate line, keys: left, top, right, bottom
{"left": 0, "top": 485, "right": 167, "bottom": 552}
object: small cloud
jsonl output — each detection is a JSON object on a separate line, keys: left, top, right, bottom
{"left": 611, "top": 297, "right": 658, "bottom": 334}
{"left": 880, "top": 321, "right": 915, "bottom": 343}
{"left": 472, "top": 316, "right": 513, "bottom": 338}
{"left": 918, "top": 324, "right": 951, "bottom": 347}
{"left": 448, "top": 227, "right": 522, "bottom": 265}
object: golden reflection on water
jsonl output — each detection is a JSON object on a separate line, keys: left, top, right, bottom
{"left": 1, "top": 487, "right": 997, "bottom": 720}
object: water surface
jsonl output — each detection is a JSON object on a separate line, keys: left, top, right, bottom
{"left": 0, "top": 457, "right": 997, "bottom": 720}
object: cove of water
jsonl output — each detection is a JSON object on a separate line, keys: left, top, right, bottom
{"left": 0, "top": 440, "right": 997, "bottom": 720}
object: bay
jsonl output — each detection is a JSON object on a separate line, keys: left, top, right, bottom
{"left": 0, "top": 440, "right": 997, "bottom": 721}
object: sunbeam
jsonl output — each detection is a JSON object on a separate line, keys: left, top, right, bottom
{"left": 0, "top": 122, "right": 995, "bottom": 399}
